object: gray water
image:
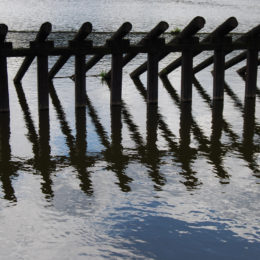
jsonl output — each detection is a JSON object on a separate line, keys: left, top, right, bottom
{"left": 0, "top": 1, "right": 260, "bottom": 259}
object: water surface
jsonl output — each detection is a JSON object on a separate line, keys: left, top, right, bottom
{"left": 0, "top": 1, "right": 260, "bottom": 259}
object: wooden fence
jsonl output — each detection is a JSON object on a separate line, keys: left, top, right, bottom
{"left": 0, "top": 16, "right": 259, "bottom": 112}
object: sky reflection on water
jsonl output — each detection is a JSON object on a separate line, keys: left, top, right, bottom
{"left": 0, "top": 0, "right": 260, "bottom": 258}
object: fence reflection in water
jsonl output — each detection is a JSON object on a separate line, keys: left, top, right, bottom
{"left": 0, "top": 73, "right": 259, "bottom": 201}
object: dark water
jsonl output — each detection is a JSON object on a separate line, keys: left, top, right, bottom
{"left": 1, "top": 1, "right": 260, "bottom": 259}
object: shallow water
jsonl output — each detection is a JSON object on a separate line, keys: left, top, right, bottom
{"left": 0, "top": 1, "right": 260, "bottom": 259}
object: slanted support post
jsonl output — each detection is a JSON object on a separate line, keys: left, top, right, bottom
{"left": 245, "top": 37, "right": 259, "bottom": 98}
{"left": 213, "top": 37, "right": 231, "bottom": 100}
{"left": 181, "top": 38, "right": 197, "bottom": 102}
{"left": 31, "top": 41, "right": 54, "bottom": 110}
{"left": 70, "top": 40, "right": 93, "bottom": 107}
{"left": 146, "top": 38, "right": 165, "bottom": 103}
{"left": 108, "top": 39, "right": 129, "bottom": 105}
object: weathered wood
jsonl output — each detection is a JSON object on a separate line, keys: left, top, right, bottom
{"left": 193, "top": 23, "right": 260, "bottom": 74}
{"left": 0, "top": 24, "right": 8, "bottom": 43}
{"left": 159, "top": 17, "right": 237, "bottom": 77}
{"left": 14, "top": 22, "right": 52, "bottom": 83}
{"left": 75, "top": 54, "right": 86, "bottom": 107}
{"left": 213, "top": 48, "right": 225, "bottom": 99}
{"left": 237, "top": 58, "right": 260, "bottom": 77}
{"left": 79, "top": 22, "right": 132, "bottom": 74}
{"left": 181, "top": 48, "right": 193, "bottom": 102}
{"left": 105, "top": 21, "right": 169, "bottom": 80}
{"left": 147, "top": 52, "right": 159, "bottom": 103}
{"left": 224, "top": 51, "right": 246, "bottom": 70}
{"left": 48, "top": 22, "right": 92, "bottom": 79}
{"left": 131, "top": 16, "right": 205, "bottom": 78}
{"left": 245, "top": 48, "right": 258, "bottom": 98}
{"left": 0, "top": 56, "right": 9, "bottom": 112}
{"left": 111, "top": 52, "right": 123, "bottom": 105}
{"left": 0, "top": 25, "right": 10, "bottom": 112}
{"left": 37, "top": 54, "right": 49, "bottom": 110}
{"left": 146, "top": 38, "right": 165, "bottom": 103}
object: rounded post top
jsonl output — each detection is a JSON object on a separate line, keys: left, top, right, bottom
{"left": 74, "top": 22, "right": 93, "bottom": 41}
{"left": 0, "top": 24, "right": 8, "bottom": 42}
{"left": 36, "top": 22, "right": 52, "bottom": 42}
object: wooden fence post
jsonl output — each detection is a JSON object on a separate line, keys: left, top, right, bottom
{"left": 108, "top": 39, "right": 129, "bottom": 105}
{"left": 181, "top": 38, "right": 197, "bottom": 102}
{"left": 213, "top": 37, "right": 231, "bottom": 100}
{"left": 147, "top": 38, "right": 165, "bottom": 103}
{"left": 245, "top": 37, "right": 259, "bottom": 98}
{"left": 48, "top": 22, "right": 92, "bottom": 79}
{"left": 70, "top": 40, "right": 93, "bottom": 107}
{"left": 0, "top": 55, "right": 9, "bottom": 112}
{"left": 31, "top": 41, "right": 54, "bottom": 110}
{"left": 14, "top": 22, "right": 52, "bottom": 83}
{"left": 0, "top": 24, "right": 11, "bottom": 112}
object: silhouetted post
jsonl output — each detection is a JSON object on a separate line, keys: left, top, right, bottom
{"left": 105, "top": 21, "right": 168, "bottom": 80}
{"left": 48, "top": 22, "right": 92, "bottom": 79}
{"left": 147, "top": 38, "right": 165, "bottom": 103}
{"left": 213, "top": 37, "right": 231, "bottom": 100}
{"left": 181, "top": 48, "right": 193, "bottom": 102}
{"left": 245, "top": 38, "right": 259, "bottom": 98}
{"left": 37, "top": 53, "right": 49, "bottom": 110}
{"left": 181, "top": 38, "right": 196, "bottom": 102}
{"left": 133, "top": 16, "right": 205, "bottom": 79}
{"left": 0, "top": 24, "right": 12, "bottom": 112}
{"left": 0, "top": 56, "right": 9, "bottom": 112}
{"left": 29, "top": 24, "right": 53, "bottom": 110}
{"left": 75, "top": 54, "right": 86, "bottom": 106}
{"left": 109, "top": 39, "right": 129, "bottom": 105}
{"left": 70, "top": 40, "right": 92, "bottom": 107}
{"left": 14, "top": 22, "right": 52, "bottom": 83}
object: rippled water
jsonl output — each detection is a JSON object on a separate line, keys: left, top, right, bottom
{"left": 0, "top": 1, "right": 260, "bottom": 259}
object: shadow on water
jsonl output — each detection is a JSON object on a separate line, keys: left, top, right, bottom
{"left": 0, "top": 112, "right": 17, "bottom": 202}
{"left": 132, "top": 77, "right": 200, "bottom": 189}
{"left": 1, "top": 75, "right": 259, "bottom": 201}
{"left": 192, "top": 76, "right": 260, "bottom": 175}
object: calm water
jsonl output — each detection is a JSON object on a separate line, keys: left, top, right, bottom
{"left": 0, "top": 1, "right": 260, "bottom": 259}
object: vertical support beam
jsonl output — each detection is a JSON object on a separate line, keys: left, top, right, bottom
{"left": 111, "top": 52, "right": 123, "bottom": 105}
{"left": 37, "top": 55, "right": 49, "bottom": 110}
{"left": 75, "top": 54, "right": 86, "bottom": 107}
{"left": 0, "top": 56, "right": 9, "bottom": 112}
{"left": 245, "top": 48, "right": 258, "bottom": 98}
{"left": 181, "top": 48, "right": 193, "bottom": 102}
{"left": 147, "top": 53, "right": 159, "bottom": 103}
{"left": 213, "top": 48, "right": 225, "bottom": 99}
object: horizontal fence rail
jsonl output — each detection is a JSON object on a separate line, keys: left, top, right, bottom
{"left": 0, "top": 17, "right": 259, "bottom": 112}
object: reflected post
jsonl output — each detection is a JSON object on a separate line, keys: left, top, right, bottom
{"left": 38, "top": 110, "right": 53, "bottom": 199}
{"left": 0, "top": 112, "right": 16, "bottom": 201}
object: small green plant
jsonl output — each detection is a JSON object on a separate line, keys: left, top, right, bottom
{"left": 170, "top": 27, "right": 181, "bottom": 35}
{"left": 99, "top": 70, "right": 107, "bottom": 82}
